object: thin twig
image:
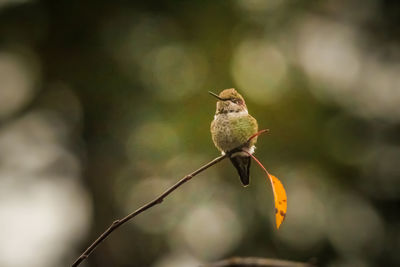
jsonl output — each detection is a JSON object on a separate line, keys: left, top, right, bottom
{"left": 248, "top": 129, "right": 269, "bottom": 142}
{"left": 202, "top": 257, "right": 313, "bottom": 267}
{"left": 72, "top": 129, "right": 271, "bottom": 267}
{"left": 72, "top": 154, "right": 228, "bottom": 267}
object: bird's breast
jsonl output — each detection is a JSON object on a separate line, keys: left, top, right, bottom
{"left": 211, "top": 111, "right": 256, "bottom": 153}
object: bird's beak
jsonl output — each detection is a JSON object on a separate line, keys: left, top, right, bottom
{"left": 208, "top": 91, "right": 225, "bottom": 101}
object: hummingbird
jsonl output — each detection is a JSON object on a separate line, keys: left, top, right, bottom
{"left": 210, "top": 88, "right": 259, "bottom": 186}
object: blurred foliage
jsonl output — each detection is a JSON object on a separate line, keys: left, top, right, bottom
{"left": 0, "top": 0, "right": 399, "bottom": 266}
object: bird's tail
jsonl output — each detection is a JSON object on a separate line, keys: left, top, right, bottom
{"left": 230, "top": 156, "right": 251, "bottom": 186}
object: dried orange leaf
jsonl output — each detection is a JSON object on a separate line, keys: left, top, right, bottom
{"left": 268, "top": 173, "right": 287, "bottom": 229}
{"left": 246, "top": 152, "right": 287, "bottom": 229}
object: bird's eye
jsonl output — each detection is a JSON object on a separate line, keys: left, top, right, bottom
{"left": 231, "top": 98, "right": 242, "bottom": 105}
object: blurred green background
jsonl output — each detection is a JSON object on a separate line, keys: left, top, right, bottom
{"left": 0, "top": 0, "right": 399, "bottom": 266}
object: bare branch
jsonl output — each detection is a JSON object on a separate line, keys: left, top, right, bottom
{"left": 71, "top": 154, "right": 228, "bottom": 267}
{"left": 202, "top": 257, "right": 313, "bottom": 267}
{"left": 72, "top": 129, "right": 271, "bottom": 266}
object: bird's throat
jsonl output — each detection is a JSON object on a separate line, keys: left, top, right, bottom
{"left": 214, "top": 109, "right": 248, "bottom": 120}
